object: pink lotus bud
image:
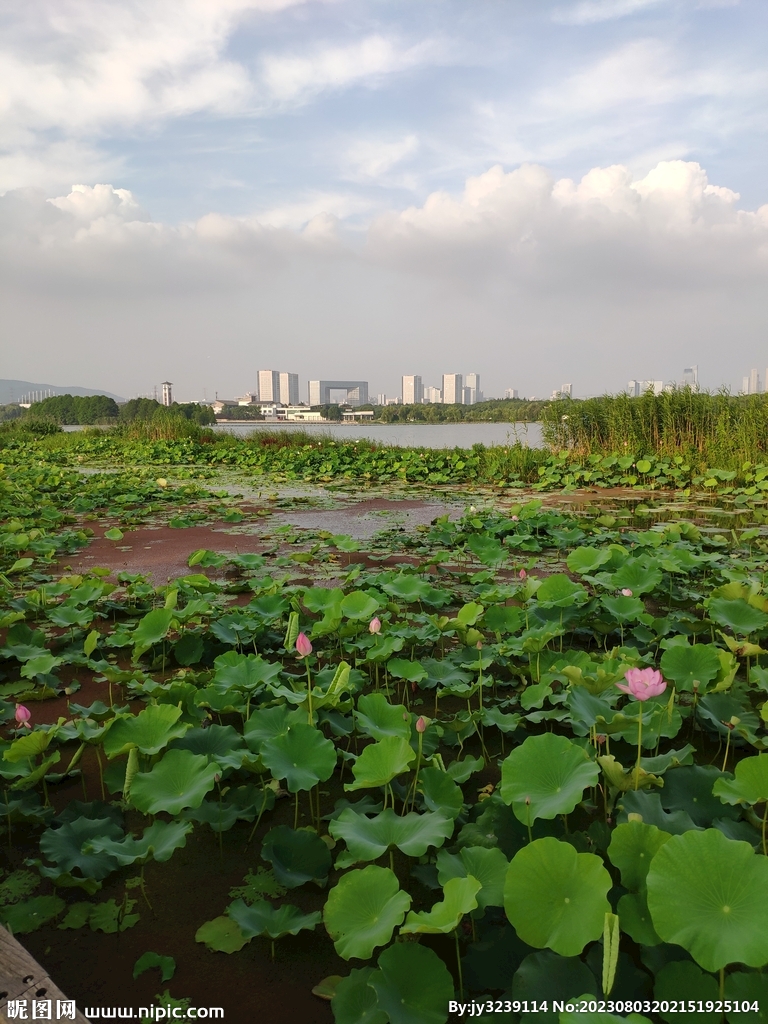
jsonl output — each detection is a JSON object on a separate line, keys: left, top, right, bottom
{"left": 616, "top": 667, "right": 666, "bottom": 701}
{"left": 15, "top": 705, "right": 31, "bottom": 728}
{"left": 519, "top": 569, "right": 527, "bottom": 580}
{"left": 369, "top": 617, "right": 381, "bottom": 634}
{"left": 295, "top": 632, "right": 313, "bottom": 658}
{"left": 511, "top": 515, "right": 519, "bottom": 522}
{"left": 621, "top": 588, "right": 633, "bottom": 597}
{"left": 416, "top": 716, "right": 427, "bottom": 733}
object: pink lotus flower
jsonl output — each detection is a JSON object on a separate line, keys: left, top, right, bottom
{"left": 621, "top": 588, "right": 633, "bottom": 597}
{"left": 511, "top": 515, "right": 519, "bottom": 522}
{"left": 415, "top": 716, "right": 428, "bottom": 733}
{"left": 369, "top": 617, "right": 381, "bottom": 634}
{"left": 518, "top": 569, "right": 527, "bottom": 580}
{"left": 15, "top": 705, "right": 31, "bottom": 729}
{"left": 617, "top": 667, "right": 666, "bottom": 701}
{"left": 295, "top": 632, "right": 313, "bottom": 658}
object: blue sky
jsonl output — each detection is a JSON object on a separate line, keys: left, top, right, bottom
{"left": 1, "top": 0, "right": 767, "bottom": 400}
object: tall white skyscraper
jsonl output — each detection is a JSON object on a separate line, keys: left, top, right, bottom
{"left": 464, "top": 373, "right": 482, "bottom": 405}
{"left": 258, "top": 370, "right": 280, "bottom": 402}
{"left": 278, "top": 372, "right": 299, "bottom": 405}
{"left": 682, "top": 366, "right": 699, "bottom": 390}
{"left": 402, "top": 375, "right": 423, "bottom": 404}
{"left": 742, "top": 369, "right": 762, "bottom": 395}
{"left": 504, "top": 388, "right": 519, "bottom": 399}
{"left": 442, "top": 373, "right": 463, "bottom": 404}
{"left": 424, "top": 386, "right": 442, "bottom": 403}
{"left": 628, "top": 380, "right": 663, "bottom": 397}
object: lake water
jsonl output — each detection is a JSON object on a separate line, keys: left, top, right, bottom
{"left": 213, "top": 421, "right": 545, "bottom": 449}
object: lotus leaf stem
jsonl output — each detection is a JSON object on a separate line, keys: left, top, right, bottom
{"left": 454, "top": 928, "right": 464, "bottom": 1000}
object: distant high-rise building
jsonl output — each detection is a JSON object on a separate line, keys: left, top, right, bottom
{"left": 442, "top": 373, "right": 463, "bottom": 405}
{"left": 682, "top": 365, "right": 699, "bottom": 390}
{"left": 279, "top": 372, "right": 299, "bottom": 405}
{"left": 308, "top": 380, "right": 369, "bottom": 407}
{"left": 464, "top": 373, "right": 482, "bottom": 405}
{"left": 504, "top": 388, "right": 519, "bottom": 400}
{"left": 745, "top": 368, "right": 762, "bottom": 395}
{"left": 377, "top": 394, "right": 387, "bottom": 406}
{"left": 258, "top": 370, "right": 280, "bottom": 403}
{"left": 424, "top": 386, "right": 442, "bottom": 403}
{"left": 161, "top": 381, "right": 173, "bottom": 406}
{"left": 402, "top": 375, "right": 423, "bottom": 405}
{"left": 628, "top": 380, "right": 663, "bottom": 397}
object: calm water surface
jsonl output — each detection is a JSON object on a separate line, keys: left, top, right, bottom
{"left": 213, "top": 421, "right": 544, "bottom": 449}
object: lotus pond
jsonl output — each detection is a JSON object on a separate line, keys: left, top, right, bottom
{"left": 3, "top": 449, "right": 768, "bottom": 1023}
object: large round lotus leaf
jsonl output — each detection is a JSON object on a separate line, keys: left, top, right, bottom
{"left": 0, "top": 895, "right": 65, "bottom": 934}
{"left": 354, "top": 693, "right": 411, "bottom": 741}
{"left": 724, "top": 971, "right": 768, "bottom": 1022}
{"left": 467, "top": 534, "right": 506, "bottom": 567}
{"left": 261, "top": 825, "right": 332, "bottom": 887}
{"left": 617, "top": 892, "right": 662, "bottom": 946}
{"left": 331, "top": 967, "right": 387, "bottom": 1024}
{"left": 323, "top": 865, "right": 411, "bottom": 960}
{"left": 243, "top": 705, "right": 305, "bottom": 750}
{"left": 103, "top": 704, "right": 190, "bottom": 758}
{"left": 400, "top": 875, "right": 480, "bottom": 934}
{"left": 341, "top": 591, "right": 381, "bottom": 620}
{"left": 89, "top": 820, "right": 193, "bottom": 866}
{"left": 504, "top": 838, "right": 611, "bottom": 956}
{"left": 130, "top": 749, "right": 221, "bottom": 816}
{"left": 647, "top": 829, "right": 768, "bottom": 972}
{"left": 212, "top": 651, "right": 282, "bottom": 691}
{"left": 195, "top": 916, "right": 250, "bottom": 953}
{"left": 169, "top": 724, "right": 246, "bottom": 771}
{"left": 654, "top": 961, "right": 719, "bottom": 1024}
{"left": 381, "top": 574, "right": 435, "bottom": 603}
{"left": 609, "top": 562, "right": 663, "bottom": 595}
{"left": 418, "top": 767, "right": 464, "bottom": 819}
{"left": 500, "top": 733, "right": 599, "bottom": 824}
{"left": 39, "top": 816, "right": 124, "bottom": 881}
{"left": 708, "top": 598, "right": 768, "bottom": 636}
{"left": 714, "top": 755, "right": 768, "bottom": 807}
{"left": 345, "top": 736, "right": 415, "bottom": 792}
{"left": 330, "top": 808, "right": 454, "bottom": 865}
{"left": 607, "top": 821, "right": 672, "bottom": 891}
{"left": 302, "top": 586, "right": 344, "bottom": 615}
{"left": 661, "top": 765, "right": 740, "bottom": 827}
{"left": 227, "top": 897, "right": 321, "bottom": 938}
{"left": 536, "top": 575, "right": 587, "bottom": 607}
{"left": 436, "top": 846, "right": 508, "bottom": 909}
{"left": 512, "top": 950, "right": 598, "bottom": 1005}
{"left": 386, "top": 659, "right": 427, "bottom": 684}
{"left": 660, "top": 644, "right": 721, "bottom": 693}
{"left": 369, "top": 943, "right": 454, "bottom": 1024}
{"left": 566, "top": 546, "right": 612, "bottom": 575}
{"left": 260, "top": 723, "right": 336, "bottom": 793}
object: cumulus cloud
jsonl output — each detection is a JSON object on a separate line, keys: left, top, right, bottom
{"left": 1, "top": 160, "right": 767, "bottom": 399}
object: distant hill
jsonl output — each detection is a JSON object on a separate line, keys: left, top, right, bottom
{"left": 0, "top": 379, "right": 125, "bottom": 405}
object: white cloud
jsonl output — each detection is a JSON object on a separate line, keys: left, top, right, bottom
{"left": 554, "top": 0, "right": 669, "bottom": 25}
{"left": 344, "top": 135, "right": 419, "bottom": 180}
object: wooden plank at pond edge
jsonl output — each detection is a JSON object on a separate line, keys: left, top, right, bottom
{"left": 0, "top": 925, "right": 89, "bottom": 1022}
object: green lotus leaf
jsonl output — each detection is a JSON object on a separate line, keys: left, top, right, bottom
{"left": 400, "top": 875, "right": 480, "bottom": 934}
{"left": 607, "top": 821, "right": 672, "bottom": 891}
{"left": 323, "top": 865, "right": 411, "bottom": 960}
{"left": 647, "top": 828, "right": 768, "bottom": 972}
{"left": 132, "top": 607, "right": 174, "bottom": 657}
{"left": 536, "top": 575, "right": 587, "bottom": 607}
{"left": 354, "top": 693, "right": 411, "bottom": 741}
{"left": 4, "top": 728, "right": 55, "bottom": 763}
{"left": 504, "top": 838, "right": 611, "bottom": 956}
{"left": 512, "top": 950, "right": 598, "bottom": 1007}
{"left": 39, "top": 816, "right": 124, "bottom": 881}
{"left": 565, "top": 546, "right": 612, "bottom": 575}
{"left": 20, "top": 653, "right": 62, "bottom": 679}
{"left": 616, "top": 789, "right": 699, "bottom": 835}
{"left": 58, "top": 901, "right": 92, "bottom": 930}
{"left": 330, "top": 807, "right": 454, "bottom": 866}
{"left": 130, "top": 750, "right": 221, "bottom": 816}
{"left": 654, "top": 961, "right": 719, "bottom": 1024}
{"left": 331, "top": 967, "right": 387, "bottom": 1024}
{"left": 243, "top": 705, "right": 305, "bottom": 750}
{"left": 345, "top": 736, "right": 415, "bottom": 792}
{"left": 212, "top": 651, "right": 282, "bottom": 691}
{"left": 381, "top": 575, "right": 435, "bottom": 603}
{"left": 601, "top": 595, "right": 646, "bottom": 622}
{"left": 47, "top": 605, "right": 94, "bottom": 629}
{"left": 436, "top": 846, "right": 508, "bottom": 909}
{"left": 713, "top": 755, "right": 768, "bottom": 806}
{"left": 418, "top": 766, "right": 464, "bottom": 818}
{"left": 172, "top": 632, "right": 204, "bottom": 666}
{"left": 386, "top": 659, "right": 427, "bottom": 684}
{"left": 500, "top": 733, "right": 599, "bottom": 824}
{"left": 445, "top": 755, "right": 485, "bottom": 784}
{"left": 660, "top": 643, "right": 721, "bottom": 693}
{"left": 709, "top": 599, "right": 768, "bottom": 636}
{"left": 661, "top": 765, "right": 740, "bottom": 827}
{"left": 724, "top": 972, "right": 768, "bottom": 1022}
{"left": 609, "top": 562, "right": 663, "bottom": 595}
{"left": 260, "top": 825, "right": 332, "bottom": 887}
{"left": 617, "top": 891, "right": 662, "bottom": 946}
{"left": 89, "top": 820, "right": 193, "bottom": 866}
{"left": 0, "top": 895, "right": 65, "bottom": 934}
{"left": 341, "top": 591, "right": 381, "bottom": 621}
{"left": 133, "top": 952, "right": 176, "bottom": 982}
{"left": 90, "top": 897, "right": 140, "bottom": 933}
{"left": 482, "top": 605, "right": 524, "bottom": 634}
{"left": 169, "top": 724, "right": 246, "bottom": 771}
{"left": 104, "top": 528, "right": 124, "bottom": 541}
{"left": 260, "top": 723, "right": 336, "bottom": 793}
{"left": 369, "top": 943, "right": 454, "bottom": 1024}
{"left": 227, "top": 897, "right": 321, "bottom": 939}
{"left": 195, "top": 915, "right": 250, "bottom": 953}
{"left": 103, "top": 704, "right": 190, "bottom": 758}
{"left": 467, "top": 534, "right": 506, "bottom": 567}
{"left": 302, "top": 586, "right": 344, "bottom": 615}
